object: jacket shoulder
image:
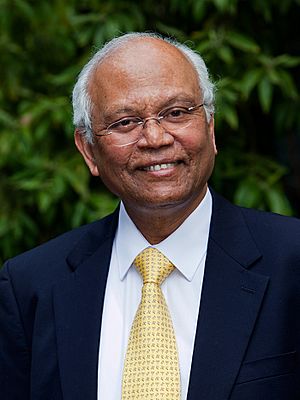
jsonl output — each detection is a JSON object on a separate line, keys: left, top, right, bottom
{"left": 212, "top": 189, "right": 300, "bottom": 233}
{"left": 211, "top": 190, "right": 300, "bottom": 258}
{"left": 239, "top": 204, "right": 300, "bottom": 237}
{"left": 2, "top": 210, "right": 118, "bottom": 283}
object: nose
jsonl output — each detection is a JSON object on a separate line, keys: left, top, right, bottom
{"left": 137, "top": 119, "right": 175, "bottom": 149}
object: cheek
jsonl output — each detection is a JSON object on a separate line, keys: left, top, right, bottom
{"left": 182, "top": 133, "right": 216, "bottom": 176}
{"left": 95, "top": 145, "right": 133, "bottom": 184}
{"left": 180, "top": 133, "right": 209, "bottom": 156}
{"left": 97, "top": 141, "right": 131, "bottom": 166}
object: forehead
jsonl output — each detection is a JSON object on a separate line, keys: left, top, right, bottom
{"left": 88, "top": 38, "right": 201, "bottom": 114}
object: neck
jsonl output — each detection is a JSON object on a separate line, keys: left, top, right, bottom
{"left": 124, "top": 189, "right": 207, "bottom": 244}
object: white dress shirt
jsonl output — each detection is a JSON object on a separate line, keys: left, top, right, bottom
{"left": 97, "top": 189, "right": 212, "bottom": 399}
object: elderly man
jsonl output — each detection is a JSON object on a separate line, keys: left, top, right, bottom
{"left": 0, "top": 32, "right": 299, "bottom": 400}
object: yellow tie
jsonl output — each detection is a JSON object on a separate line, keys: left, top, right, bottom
{"left": 122, "top": 247, "right": 181, "bottom": 400}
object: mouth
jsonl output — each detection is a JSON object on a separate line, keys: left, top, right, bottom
{"left": 139, "top": 161, "right": 182, "bottom": 172}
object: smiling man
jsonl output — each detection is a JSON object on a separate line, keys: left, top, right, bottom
{"left": 75, "top": 35, "right": 216, "bottom": 245}
{"left": 0, "top": 32, "right": 299, "bottom": 400}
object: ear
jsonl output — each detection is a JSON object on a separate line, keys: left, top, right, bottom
{"left": 208, "top": 115, "right": 217, "bottom": 155}
{"left": 74, "top": 129, "right": 100, "bottom": 176}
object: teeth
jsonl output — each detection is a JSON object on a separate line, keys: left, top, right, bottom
{"left": 144, "top": 163, "right": 176, "bottom": 171}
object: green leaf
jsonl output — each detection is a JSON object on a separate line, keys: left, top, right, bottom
{"left": 213, "top": 0, "right": 237, "bottom": 13}
{"left": 240, "top": 68, "right": 263, "bottom": 98}
{"left": 226, "top": 31, "right": 260, "bottom": 53}
{"left": 219, "top": 103, "right": 239, "bottom": 129}
{"left": 234, "top": 179, "right": 262, "bottom": 208}
{"left": 258, "top": 78, "right": 273, "bottom": 113}
{"left": 192, "top": 0, "right": 207, "bottom": 20}
{"left": 274, "top": 54, "right": 300, "bottom": 68}
{"left": 266, "top": 68, "right": 281, "bottom": 85}
{"left": 276, "top": 69, "right": 298, "bottom": 98}
{"left": 217, "top": 46, "right": 234, "bottom": 64}
{"left": 265, "top": 187, "right": 293, "bottom": 216}
{"left": 14, "top": 0, "right": 35, "bottom": 20}
{"left": 0, "top": 108, "right": 18, "bottom": 128}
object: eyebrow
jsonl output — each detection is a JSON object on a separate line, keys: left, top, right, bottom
{"left": 102, "top": 95, "right": 197, "bottom": 122}
{"left": 102, "top": 108, "right": 137, "bottom": 124}
{"left": 163, "top": 95, "right": 196, "bottom": 106}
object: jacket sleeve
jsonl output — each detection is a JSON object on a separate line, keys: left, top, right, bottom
{"left": 0, "top": 261, "right": 30, "bottom": 399}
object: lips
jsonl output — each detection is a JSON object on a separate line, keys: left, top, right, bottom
{"left": 142, "top": 162, "right": 179, "bottom": 172}
{"left": 135, "top": 157, "right": 185, "bottom": 173}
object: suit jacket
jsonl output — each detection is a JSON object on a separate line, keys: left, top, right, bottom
{"left": 0, "top": 191, "right": 299, "bottom": 400}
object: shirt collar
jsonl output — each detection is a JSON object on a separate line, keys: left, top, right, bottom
{"left": 115, "top": 188, "right": 212, "bottom": 282}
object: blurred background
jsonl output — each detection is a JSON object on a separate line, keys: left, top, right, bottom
{"left": 1, "top": 0, "right": 299, "bottom": 264}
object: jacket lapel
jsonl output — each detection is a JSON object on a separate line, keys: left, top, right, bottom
{"left": 187, "top": 193, "right": 269, "bottom": 400}
{"left": 53, "top": 211, "right": 118, "bottom": 400}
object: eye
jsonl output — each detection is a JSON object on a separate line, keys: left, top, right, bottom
{"left": 108, "top": 117, "right": 142, "bottom": 132}
{"left": 162, "top": 107, "right": 189, "bottom": 121}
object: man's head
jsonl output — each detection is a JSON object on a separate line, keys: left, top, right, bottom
{"left": 73, "top": 32, "right": 215, "bottom": 143}
{"left": 73, "top": 33, "right": 217, "bottom": 216}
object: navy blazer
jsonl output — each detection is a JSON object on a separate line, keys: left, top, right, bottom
{"left": 1, "top": 191, "right": 299, "bottom": 400}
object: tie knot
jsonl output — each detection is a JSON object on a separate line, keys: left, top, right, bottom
{"left": 134, "top": 247, "right": 175, "bottom": 285}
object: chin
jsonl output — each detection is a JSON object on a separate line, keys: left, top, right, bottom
{"left": 134, "top": 194, "right": 192, "bottom": 210}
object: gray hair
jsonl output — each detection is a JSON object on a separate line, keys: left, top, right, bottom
{"left": 72, "top": 32, "right": 215, "bottom": 143}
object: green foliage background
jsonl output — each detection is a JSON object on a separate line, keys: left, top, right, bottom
{"left": 1, "top": 0, "right": 300, "bottom": 264}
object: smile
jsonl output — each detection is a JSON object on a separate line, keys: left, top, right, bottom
{"left": 142, "top": 162, "right": 179, "bottom": 172}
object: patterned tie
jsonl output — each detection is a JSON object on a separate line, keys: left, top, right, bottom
{"left": 122, "top": 247, "right": 181, "bottom": 400}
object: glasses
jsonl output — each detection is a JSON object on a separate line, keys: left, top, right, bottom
{"left": 94, "top": 103, "right": 204, "bottom": 147}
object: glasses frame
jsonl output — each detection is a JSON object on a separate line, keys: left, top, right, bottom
{"left": 94, "top": 103, "right": 204, "bottom": 139}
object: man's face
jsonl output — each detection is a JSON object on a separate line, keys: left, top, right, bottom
{"left": 75, "top": 38, "right": 217, "bottom": 213}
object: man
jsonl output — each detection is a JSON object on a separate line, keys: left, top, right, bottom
{"left": 0, "top": 32, "right": 299, "bottom": 400}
